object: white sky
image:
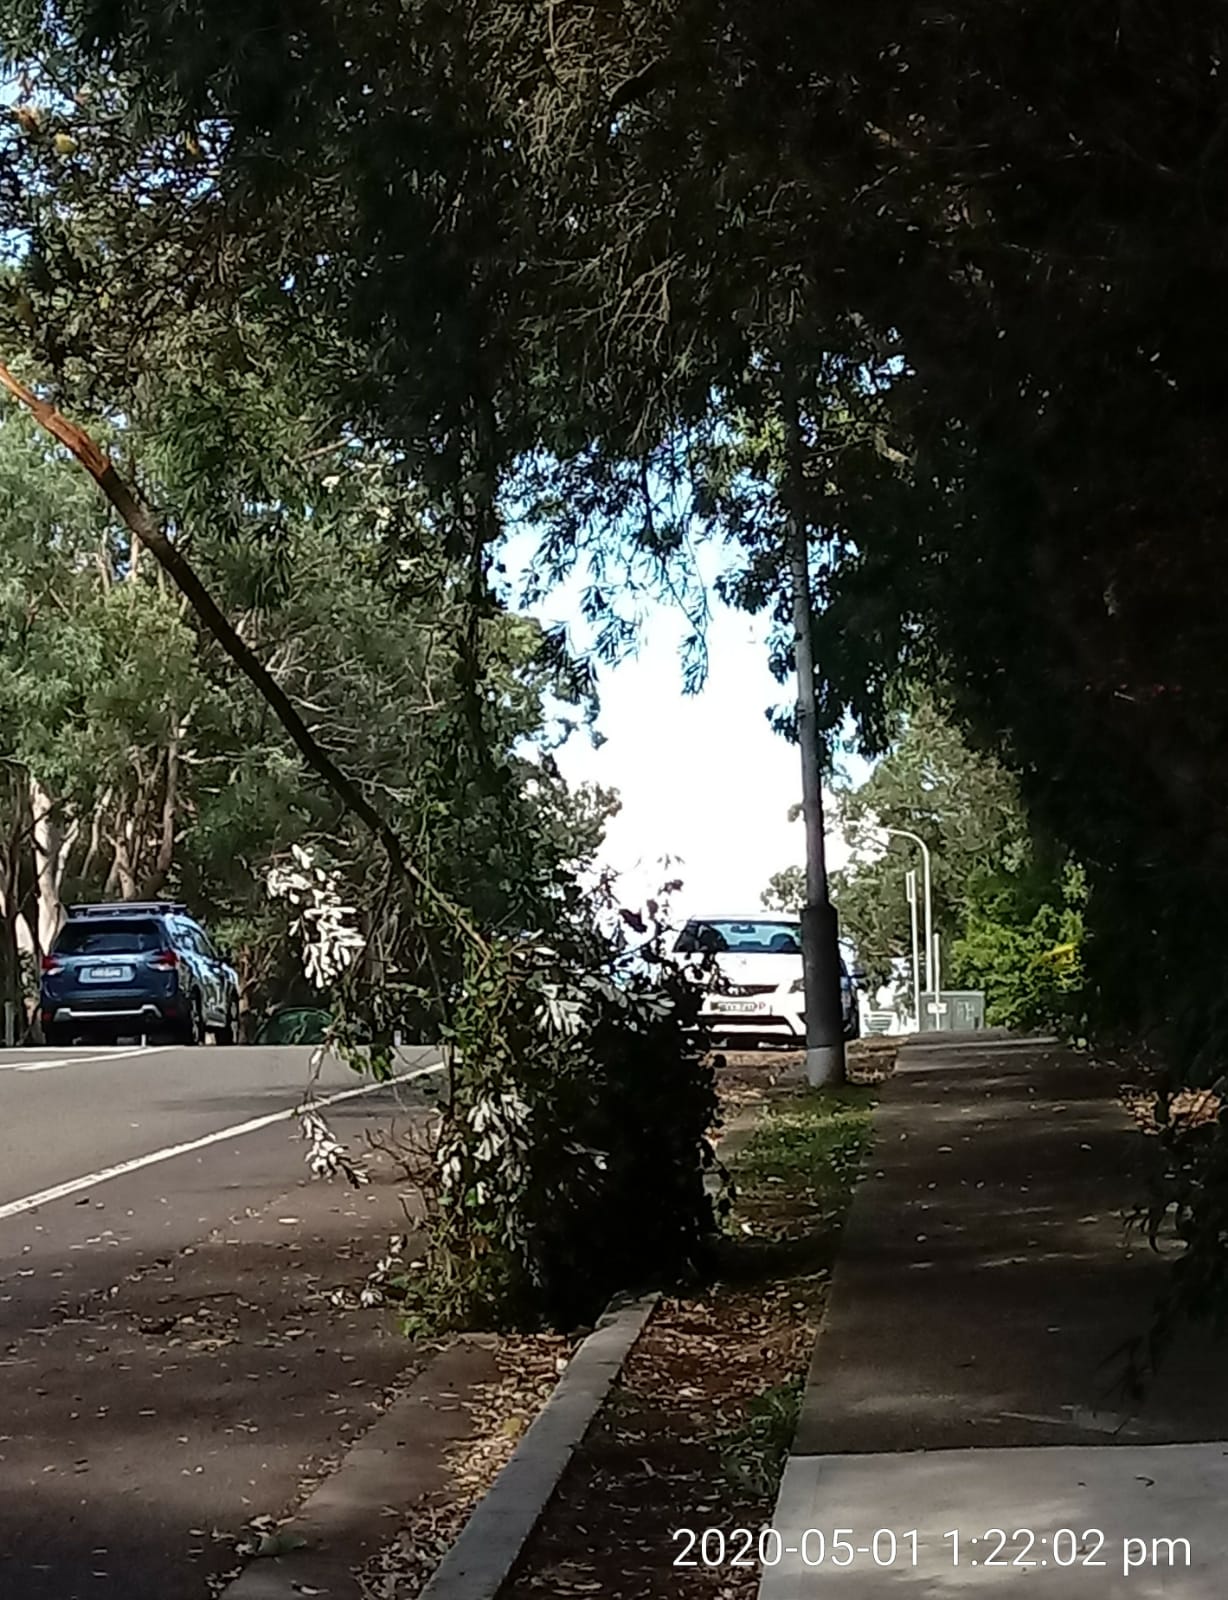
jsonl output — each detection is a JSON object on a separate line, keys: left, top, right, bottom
{"left": 502, "top": 530, "right": 873, "bottom": 921}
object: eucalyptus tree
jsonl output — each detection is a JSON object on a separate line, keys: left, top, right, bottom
{"left": 9, "top": 0, "right": 1228, "bottom": 1328}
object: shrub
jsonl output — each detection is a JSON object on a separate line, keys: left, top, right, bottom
{"left": 409, "top": 911, "right": 722, "bottom": 1330}
{"left": 950, "top": 862, "right": 1087, "bottom": 1033}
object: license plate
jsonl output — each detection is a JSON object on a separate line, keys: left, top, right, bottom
{"left": 709, "top": 999, "right": 764, "bottom": 1014}
{"left": 85, "top": 965, "right": 128, "bottom": 982}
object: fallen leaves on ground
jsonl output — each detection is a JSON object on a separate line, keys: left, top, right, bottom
{"left": 498, "top": 1075, "right": 862, "bottom": 1600}
{"left": 355, "top": 1336, "right": 566, "bottom": 1600}
{"left": 1121, "top": 1083, "right": 1222, "bottom": 1135}
{"left": 711, "top": 1038, "right": 901, "bottom": 1103}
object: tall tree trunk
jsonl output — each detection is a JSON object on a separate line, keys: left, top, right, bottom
{"left": 0, "top": 773, "right": 27, "bottom": 1042}
{"left": 79, "top": 787, "right": 112, "bottom": 885}
{"left": 113, "top": 829, "right": 139, "bottom": 900}
{"left": 30, "top": 776, "right": 67, "bottom": 954}
{"left": 141, "top": 740, "right": 179, "bottom": 897}
{"left": 103, "top": 796, "right": 136, "bottom": 898}
{"left": 0, "top": 881, "right": 22, "bottom": 1045}
{"left": 5, "top": 774, "right": 41, "bottom": 1039}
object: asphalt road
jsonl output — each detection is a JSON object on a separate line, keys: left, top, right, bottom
{"left": 0, "top": 1040, "right": 441, "bottom": 1599}
{"left": 0, "top": 1041, "right": 438, "bottom": 1213}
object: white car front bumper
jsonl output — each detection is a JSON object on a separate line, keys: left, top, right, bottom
{"left": 696, "top": 988, "right": 859, "bottom": 1041}
{"left": 698, "top": 989, "right": 804, "bottom": 1040}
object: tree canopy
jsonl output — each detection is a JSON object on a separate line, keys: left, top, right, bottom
{"left": 773, "top": 696, "right": 1087, "bottom": 1029}
{"left": 0, "top": 3, "right": 1214, "bottom": 1028}
{"left": 3, "top": 0, "right": 1228, "bottom": 1326}
{"left": 0, "top": 382, "right": 613, "bottom": 1031}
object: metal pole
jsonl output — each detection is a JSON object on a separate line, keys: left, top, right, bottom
{"left": 933, "top": 930, "right": 942, "bottom": 1018}
{"left": 784, "top": 377, "right": 845, "bottom": 1087}
{"left": 906, "top": 869, "right": 921, "bottom": 1031}
{"left": 886, "top": 827, "right": 933, "bottom": 994}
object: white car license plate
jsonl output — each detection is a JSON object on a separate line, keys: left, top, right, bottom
{"left": 709, "top": 998, "right": 765, "bottom": 1014}
{"left": 85, "top": 965, "right": 129, "bottom": 983}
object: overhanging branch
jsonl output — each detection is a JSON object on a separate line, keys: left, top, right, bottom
{"left": 0, "top": 360, "right": 487, "bottom": 954}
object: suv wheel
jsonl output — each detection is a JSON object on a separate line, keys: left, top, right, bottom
{"left": 180, "top": 996, "right": 204, "bottom": 1047}
{"left": 216, "top": 995, "right": 240, "bottom": 1047}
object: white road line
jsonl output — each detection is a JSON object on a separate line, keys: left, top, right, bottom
{"left": 3, "top": 1045, "right": 174, "bottom": 1074}
{"left": 0, "top": 1060, "right": 444, "bottom": 1223}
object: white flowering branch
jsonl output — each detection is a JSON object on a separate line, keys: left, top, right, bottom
{"left": 267, "top": 843, "right": 367, "bottom": 988}
{"left": 299, "top": 1103, "right": 370, "bottom": 1187}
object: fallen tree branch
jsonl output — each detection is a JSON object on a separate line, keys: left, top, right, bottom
{"left": 0, "top": 361, "right": 487, "bottom": 954}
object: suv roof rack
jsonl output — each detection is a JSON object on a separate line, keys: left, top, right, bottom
{"left": 67, "top": 902, "right": 188, "bottom": 918}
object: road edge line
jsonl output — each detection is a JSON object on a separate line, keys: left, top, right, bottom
{"left": 0, "top": 1044, "right": 173, "bottom": 1073}
{"left": 0, "top": 1059, "right": 443, "bottom": 1222}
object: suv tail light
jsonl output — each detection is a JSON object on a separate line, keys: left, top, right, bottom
{"left": 40, "top": 954, "right": 61, "bottom": 975}
{"left": 149, "top": 949, "right": 180, "bottom": 971}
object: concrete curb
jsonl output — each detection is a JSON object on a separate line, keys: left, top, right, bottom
{"left": 217, "top": 1292, "right": 659, "bottom": 1600}
{"left": 220, "top": 1336, "right": 504, "bottom": 1600}
{"left": 219, "top": 1136, "right": 722, "bottom": 1599}
{"left": 417, "top": 1290, "right": 659, "bottom": 1600}
{"left": 902, "top": 1028, "right": 1057, "bottom": 1051}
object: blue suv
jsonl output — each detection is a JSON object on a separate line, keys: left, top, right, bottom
{"left": 40, "top": 902, "right": 241, "bottom": 1046}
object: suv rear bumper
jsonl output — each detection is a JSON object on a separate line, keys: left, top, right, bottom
{"left": 48, "top": 1001, "right": 171, "bottom": 1022}
{"left": 41, "top": 996, "right": 187, "bottom": 1034}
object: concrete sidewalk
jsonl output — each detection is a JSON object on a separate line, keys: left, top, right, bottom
{"left": 761, "top": 1034, "right": 1228, "bottom": 1598}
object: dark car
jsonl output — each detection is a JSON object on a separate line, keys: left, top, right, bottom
{"left": 39, "top": 902, "right": 240, "bottom": 1046}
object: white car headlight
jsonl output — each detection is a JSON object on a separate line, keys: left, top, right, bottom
{"left": 790, "top": 977, "right": 805, "bottom": 994}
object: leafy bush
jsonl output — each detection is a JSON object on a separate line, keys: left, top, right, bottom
{"left": 409, "top": 908, "right": 722, "bottom": 1330}
{"left": 719, "top": 1378, "right": 804, "bottom": 1499}
{"left": 275, "top": 835, "right": 723, "bottom": 1332}
{"left": 950, "top": 862, "right": 1087, "bottom": 1034}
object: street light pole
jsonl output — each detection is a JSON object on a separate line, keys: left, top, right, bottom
{"left": 784, "top": 378, "right": 845, "bottom": 1087}
{"left": 886, "top": 827, "right": 933, "bottom": 995}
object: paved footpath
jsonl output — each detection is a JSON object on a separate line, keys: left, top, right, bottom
{"left": 761, "top": 1034, "right": 1228, "bottom": 1599}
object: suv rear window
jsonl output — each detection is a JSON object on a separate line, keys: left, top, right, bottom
{"left": 53, "top": 919, "right": 165, "bottom": 956}
{"left": 673, "top": 919, "right": 802, "bottom": 955}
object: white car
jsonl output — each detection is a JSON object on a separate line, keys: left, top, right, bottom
{"left": 671, "top": 914, "right": 861, "bottom": 1044}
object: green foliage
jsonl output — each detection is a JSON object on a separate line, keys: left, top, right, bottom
{"left": 719, "top": 1378, "right": 803, "bottom": 1500}
{"left": 827, "top": 695, "right": 1032, "bottom": 981}
{"left": 950, "top": 864, "right": 1087, "bottom": 1034}
{"left": 760, "top": 866, "right": 805, "bottom": 916}
{"left": 737, "top": 1088, "right": 874, "bottom": 1216}
{"left": 0, "top": 374, "right": 614, "bottom": 1027}
{"left": 8, "top": 4, "right": 1228, "bottom": 1069}
{"left": 9, "top": 0, "right": 1228, "bottom": 1337}
{"left": 762, "top": 702, "right": 1088, "bottom": 1035}
{"left": 397, "top": 904, "right": 721, "bottom": 1332}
